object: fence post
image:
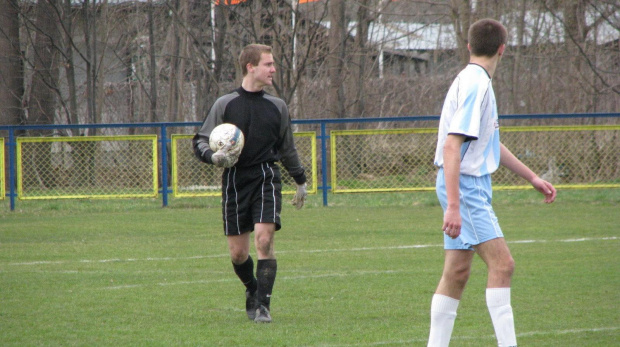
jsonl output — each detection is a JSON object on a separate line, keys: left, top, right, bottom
{"left": 320, "top": 122, "right": 329, "bottom": 206}
{"left": 8, "top": 129, "right": 16, "bottom": 211}
{"left": 160, "top": 124, "right": 169, "bottom": 207}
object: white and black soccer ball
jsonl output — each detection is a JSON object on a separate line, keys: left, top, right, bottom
{"left": 209, "top": 123, "right": 245, "bottom": 153}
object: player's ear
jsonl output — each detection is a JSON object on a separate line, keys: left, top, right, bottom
{"left": 498, "top": 44, "right": 506, "bottom": 57}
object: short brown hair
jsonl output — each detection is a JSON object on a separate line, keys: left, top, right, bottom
{"left": 468, "top": 19, "right": 507, "bottom": 57}
{"left": 239, "top": 44, "right": 272, "bottom": 76}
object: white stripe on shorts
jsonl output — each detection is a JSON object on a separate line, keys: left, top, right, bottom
{"left": 224, "top": 167, "right": 241, "bottom": 235}
{"left": 260, "top": 162, "right": 277, "bottom": 223}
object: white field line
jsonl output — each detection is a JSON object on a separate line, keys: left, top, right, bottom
{"left": 103, "top": 269, "right": 405, "bottom": 290}
{"left": 4, "top": 237, "right": 617, "bottom": 345}
{"left": 6, "top": 236, "right": 619, "bottom": 266}
{"left": 6, "top": 236, "right": 618, "bottom": 267}
{"left": 7, "top": 254, "right": 222, "bottom": 266}
{"left": 319, "top": 327, "right": 620, "bottom": 346}
{"left": 4, "top": 236, "right": 615, "bottom": 291}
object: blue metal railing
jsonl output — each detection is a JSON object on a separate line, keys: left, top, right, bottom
{"left": 2, "top": 113, "right": 618, "bottom": 210}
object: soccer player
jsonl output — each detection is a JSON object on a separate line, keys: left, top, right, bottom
{"left": 192, "top": 43, "right": 307, "bottom": 323}
{"left": 428, "top": 19, "right": 556, "bottom": 346}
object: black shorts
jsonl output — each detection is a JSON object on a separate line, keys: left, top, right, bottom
{"left": 221, "top": 162, "right": 282, "bottom": 235}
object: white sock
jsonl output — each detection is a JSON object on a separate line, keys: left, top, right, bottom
{"left": 428, "top": 294, "right": 460, "bottom": 347}
{"left": 486, "top": 288, "right": 517, "bottom": 347}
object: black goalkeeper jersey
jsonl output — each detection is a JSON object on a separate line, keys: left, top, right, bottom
{"left": 193, "top": 87, "right": 306, "bottom": 185}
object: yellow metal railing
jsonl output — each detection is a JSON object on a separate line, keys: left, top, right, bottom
{"left": 5, "top": 124, "right": 618, "bottom": 202}
{"left": 171, "top": 132, "right": 318, "bottom": 197}
{"left": 16, "top": 135, "right": 158, "bottom": 200}
{"left": 0, "top": 137, "right": 4, "bottom": 200}
{"left": 330, "top": 125, "right": 620, "bottom": 193}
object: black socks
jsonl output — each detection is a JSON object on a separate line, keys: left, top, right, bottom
{"left": 256, "top": 259, "right": 277, "bottom": 309}
{"left": 233, "top": 256, "right": 277, "bottom": 309}
{"left": 233, "top": 255, "right": 257, "bottom": 294}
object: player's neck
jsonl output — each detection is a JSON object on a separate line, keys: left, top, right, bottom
{"left": 241, "top": 78, "right": 266, "bottom": 93}
{"left": 469, "top": 55, "right": 499, "bottom": 78}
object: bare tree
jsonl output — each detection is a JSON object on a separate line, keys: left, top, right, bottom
{"left": 504, "top": 0, "right": 528, "bottom": 113}
{"left": 349, "top": 0, "right": 371, "bottom": 119}
{"left": 449, "top": 0, "right": 472, "bottom": 66}
{"left": 81, "top": 0, "right": 97, "bottom": 128}
{"left": 0, "top": 0, "right": 24, "bottom": 126}
{"left": 327, "top": 0, "right": 347, "bottom": 119}
{"left": 1, "top": 0, "right": 617, "bottom": 130}
{"left": 147, "top": 0, "right": 158, "bottom": 123}
{"left": 63, "top": 3, "right": 77, "bottom": 120}
{"left": 28, "top": 0, "right": 61, "bottom": 132}
{"left": 533, "top": 0, "right": 620, "bottom": 113}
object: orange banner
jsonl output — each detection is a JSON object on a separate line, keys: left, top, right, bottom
{"left": 214, "top": 0, "right": 246, "bottom": 5}
{"left": 215, "top": 0, "right": 322, "bottom": 5}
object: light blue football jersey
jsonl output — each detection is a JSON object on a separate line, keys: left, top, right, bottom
{"left": 434, "top": 64, "right": 501, "bottom": 177}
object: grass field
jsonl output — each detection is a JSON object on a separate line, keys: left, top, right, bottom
{"left": 1, "top": 189, "right": 619, "bottom": 346}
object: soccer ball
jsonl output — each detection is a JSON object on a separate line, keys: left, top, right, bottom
{"left": 209, "top": 123, "right": 245, "bottom": 153}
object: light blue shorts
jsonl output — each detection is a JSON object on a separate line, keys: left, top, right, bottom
{"left": 436, "top": 168, "right": 503, "bottom": 250}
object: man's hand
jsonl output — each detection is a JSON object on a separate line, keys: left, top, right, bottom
{"left": 226, "top": 141, "right": 243, "bottom": 158}
{"left": 291, "top": 183, "right": 307, "bottom": 210}
{"left": 211, "top": 142, "right": 239, "bottom": 168}
{"left": 531, "top": 177, "right": 557, "bottom": 203}
{"left": 442, "top": 206, "right": 461, "bottom": 239}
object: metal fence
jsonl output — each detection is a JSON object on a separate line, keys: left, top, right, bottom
{"left": 331, "top": 128, "right": 438, "bottom": 193}
{"left": 16, "top": 135, "right": 158, "bottom": 199}
{"left": 0, "top": 137, "right": 4, "bottom": 201}
{"left": 1, "top": 113, "right": 619, "bottom": 210}
{"left": 171, "top": 132, "right": 318, "bottom": 197}
{"left": 330, "top": 125, "right": 620, "bottom": 192}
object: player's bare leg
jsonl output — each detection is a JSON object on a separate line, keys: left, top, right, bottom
{"left": 435, "top": 250, "right": 475, "bottom": 299}
{"left": 254, "top": 223, "right": 276, "bottom": 259}
{"left": 253, "top": 223, "right": 277, "bottom": 323}
{"left": 475, "top": 238, "right": 517, "bottom": 347}
{"left": 428, "top": 250, "right": 474, "bottom": 347}
{"left": 475, "top": 238, "right": 514, "bottom": 287}
{"left": 227, "top": 232, "right": 251, "bottom": 264}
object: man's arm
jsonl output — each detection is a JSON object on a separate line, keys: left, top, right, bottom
{"left": 192, "top": 97, "right": 227, "bottom": 165}
{"left": 500, "top": 143, "right": 556, "bottom": 203}
{"left": 274, "top": 101, "right": 307, "bottom": 209}
{"left": 442, "top": 134, "right": 466, "bottom": 239}
{"left": 192, "top": 133, "right": 215, "bottom": 164}
{"left": 276, "top": 103, "right": 306, "bottom": 185}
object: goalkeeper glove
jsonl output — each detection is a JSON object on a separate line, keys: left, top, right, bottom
{"left": 291, "top": 183, "right": 307, "bottom": 210}
{"left": 211, "top": 142, "right": 239, "bottom": 168}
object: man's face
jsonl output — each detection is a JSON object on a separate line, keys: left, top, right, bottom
{"left": 250, "top": 53, "right": 276, "bottom": 88}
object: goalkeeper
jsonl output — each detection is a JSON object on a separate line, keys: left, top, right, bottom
{"left": 192, "top": 44, "right": 307, "bottom": 323}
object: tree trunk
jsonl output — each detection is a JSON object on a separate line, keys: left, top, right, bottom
{"left": 30, "top": 0, "right": 61, "bottom": 130}
{"left": 82, "top": 0, "right": 97, "bottom": 130}
{"left": 351, "top": 0, "right": 370, "bottom": 119}
{"left": 62, "top": 0, "right": 79, "bottom": 132}
{"left": 164, "top": 0, "right": 190, "bottom": 123}
{"left": 508, "top": 0, "right": 527, "bottom": 113}
{"left": 213, "top": 2, "right": 227, "bottom": 86}
{"left": 327, "top": 0, "right": 346, "bottom": 119}
{"left": 28, "top": 0, "right": 61, "bottom": 190}
{"left": 148, "top": 0, "right": 158, "bottom": 122}
{"left": 450, "top": 0, "right": 472, "bottom": 66}
{"left": 563, "top": 0, "right": 589, "bottom": 114}
{"left": 0, "top": 0, "right": 24, "bottom": 125}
